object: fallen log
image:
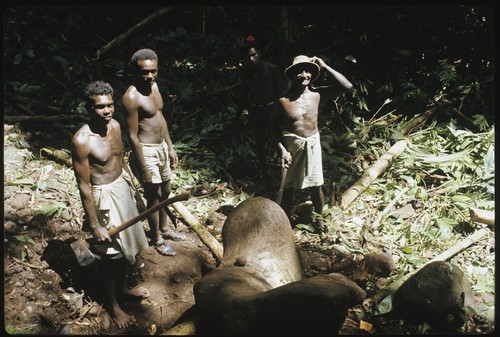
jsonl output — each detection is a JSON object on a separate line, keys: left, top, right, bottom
{"left": 338, "top": 103, "right": 444, "bottom": 210}
{"left": 469, "top": 207, "right": 494, "bottom": 227}
{"left": 170, "top": 194, "right": 224, "bottom": 262}
{"left": 398, "top": 104, "right": 439, "bottom": 135}
{"left": 339, "top": 139, "right": 408, "bottom": 210}
{"left": 367, "top": 228, "right": 489, "bottom": 305}
{"left": 40, "top": 147, "right": 72, "bottom": 168}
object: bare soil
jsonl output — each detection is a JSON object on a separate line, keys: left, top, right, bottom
{"left": 3, "top": 125, "right": 494, "bottom": 335}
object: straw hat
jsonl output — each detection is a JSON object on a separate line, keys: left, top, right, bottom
{"left": 284, "top": 55, "right": 320, "bottom": 81}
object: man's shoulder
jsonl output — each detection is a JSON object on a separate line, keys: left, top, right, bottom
{"left": 72, "top": 125, "right": 91, "bottom": 145}
{"left": 262, "top": 60, "right": 280, "bottom": 70}
{"left": 122, "top": 85, "right": 138, "bottom": 97}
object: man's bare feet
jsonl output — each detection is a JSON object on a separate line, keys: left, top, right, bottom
{"left": 122, "top": 286, "right": 150, "bottom": 299}
{"left": 110, "top": 304, "right": 136, "bottom": 329}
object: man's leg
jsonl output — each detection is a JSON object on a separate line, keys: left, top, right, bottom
{"left": 159, "top": 180, "right": 186, "bottom": 241}
{"left": 101, "top": 255, "right": 136, "bottom": 329}
{"left": 281, "top": 187, "right": 295, "bottom": 226}
{"left": 144, "top": 182, "right": 177, "bottom": 256}
{"left": 254, "top": 128, "right": 268, "bottom": 178}
{"left": 310, "top": 185, "right": 326, "bottom": 233}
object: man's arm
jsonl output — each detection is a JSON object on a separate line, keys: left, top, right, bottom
{"left": 122, "top": 90, "right": 152, "bottom": 183}
{"left": 160, "top": 114, "right": 178, "bottom": 168}
{"left": 269, "top": 101, "right": 292, "bottom": 169}
{"left": 235, "top": 76, "right": 248, "bottom": 124}
{"left": 311, "top": 56, "right": 353, "bottom": 98}
{"left": 71, "top": 133, "right": 110, "bottom": 241}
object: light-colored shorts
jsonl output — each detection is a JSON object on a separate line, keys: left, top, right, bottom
{"left": 141, "top": 140, "right": 172, "bottom": 184}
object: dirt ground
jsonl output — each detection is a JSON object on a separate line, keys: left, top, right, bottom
{"left": 3, "top": 124, "right": 494, "bottom": 335}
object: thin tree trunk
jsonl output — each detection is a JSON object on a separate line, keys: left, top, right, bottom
{"left": 170, "top": 197, "right": 224, "bottom": 262}
{"left": 339, "top": 139, "right": 408, "bottom": 210}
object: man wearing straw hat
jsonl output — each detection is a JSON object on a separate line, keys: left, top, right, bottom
{"left": 271, "top": 55, "right": 353, "bottom": 233}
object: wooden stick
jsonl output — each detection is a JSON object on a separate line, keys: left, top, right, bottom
{"left": 170, "top": 197, "right": 224, "bottom": 262}
{"left": 370, "top": 187, "right": 409, "bottom": 229}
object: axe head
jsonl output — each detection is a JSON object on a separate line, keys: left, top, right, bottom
{"left": 70, "top": 239, "right": 96, "bottom": 267}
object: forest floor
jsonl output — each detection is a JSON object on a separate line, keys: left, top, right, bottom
{"left": 3, "top": 124, "right": 494, "bottom": 335}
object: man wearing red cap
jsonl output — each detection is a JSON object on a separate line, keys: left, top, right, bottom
{"left": 235, "top": 35, "right": 285, "bottom": 181}
{"left": 271, "top": 55, "right": 353, "bottom": 233}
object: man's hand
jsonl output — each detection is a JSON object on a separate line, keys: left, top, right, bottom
{"left": 169, "top": 149, "right": 179, "bottom": 168}
{"left": 92, "top": 226, "right": 111, "bottom": 242}
{"left": 141, "top": 169, "right": 153, "bottom": 183}
{"left": 281, "top": 150, "right": 292, "bottom": 169}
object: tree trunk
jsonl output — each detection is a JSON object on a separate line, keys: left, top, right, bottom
{"left": 339, "top": 139, "right": 408, "bottom": 210}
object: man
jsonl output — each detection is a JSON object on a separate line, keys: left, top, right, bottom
{"left": 71, "top": 80, "right": 150, "bottom": 329}
{"left": 235, "top": 35, "right": 285, "bottom": 180}
{"left": 122, "top": 48, "right": 186, "bottom": 257}
{"left": 271, "top": 55, "right": 353, "bottom": 233}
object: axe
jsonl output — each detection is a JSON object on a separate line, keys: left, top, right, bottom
{"left": 71, "top": 191, "right": 190, "bottom": 267}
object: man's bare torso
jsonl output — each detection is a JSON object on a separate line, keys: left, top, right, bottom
{"left": 125, "top": 83, "right": 165, "bottom": 144}
{"left": 78, "top": 120, "right": 124, "bottom": 185}
{"left": 278, "top": 90, "right": 321, "bottom": 138}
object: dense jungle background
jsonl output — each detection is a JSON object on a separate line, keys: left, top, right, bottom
{"left": 3, "top": 5, "right": 495, "bottom": 335}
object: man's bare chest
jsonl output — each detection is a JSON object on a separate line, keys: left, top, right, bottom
{"left": 90, "top": 134, "right": 122, "bottom": 164}
{"left": 138, "top": 94, "right": 163, "bottom": 117}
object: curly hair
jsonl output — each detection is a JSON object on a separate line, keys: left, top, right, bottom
{"left": 83, "top": 80, "right": 113, "bottom": 108}
{"left": 128, "top": 48, "right": 158, "bottom": 73}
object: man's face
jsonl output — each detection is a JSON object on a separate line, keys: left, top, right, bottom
{"left": 292, "top": 66, "right": 312, "bottom": 86}
{"left": 91, "top": 94, "right": 114, "bottom": 124}
{"left": 136, "top": 59, "right": 158, "bottom": 86}
{"left": 247, "top": 47, "right": 261, "bottom": 66}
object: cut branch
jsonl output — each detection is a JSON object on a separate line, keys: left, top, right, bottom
{"left": 339, "top": 139, "right": 408, "bottom": 210}
{"left": 170, "top": 195, "right": 224, "bottom": 262}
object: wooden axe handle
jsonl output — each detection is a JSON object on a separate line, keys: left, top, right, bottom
{"left": 276, "top": 167, "right": 287, "bottom": 204}
{"left": 108, "top": 191, "right": 190, "bottom": 236}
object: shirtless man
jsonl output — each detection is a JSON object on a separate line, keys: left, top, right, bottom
{"left": 71, "top": 80, "right": 150, "bottom": 329}
{"left": 122, "top": 48, "right": 186, "bottom": 257}
{"left": 235, "top": 35, "right": 284, "bottom": 180}
{"left": 271, "top": 55, "right": 353, "bottom": 233}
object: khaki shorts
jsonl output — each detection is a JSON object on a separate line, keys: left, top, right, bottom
{"left": 141, "top": 140, "right": 172, "bottom": 184}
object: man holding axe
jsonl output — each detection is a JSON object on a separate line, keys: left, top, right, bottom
{"left": 71, "top": 81, "right": 149, "bottom": 329}
{"left": 271, "top": 55, "right": 353, "bottom": 233}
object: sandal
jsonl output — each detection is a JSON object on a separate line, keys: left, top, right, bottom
{"left": 155, "top": 241, "right": 177, "bottom": 256}
{"left": 162, "top": 229, "right": 187, "bottom": 241}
